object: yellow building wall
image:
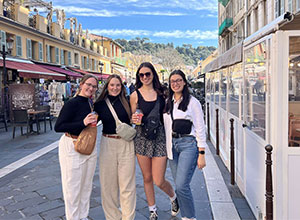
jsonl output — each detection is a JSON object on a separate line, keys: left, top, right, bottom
{"left": 51, "top": 22, "right": 60, "bottom": 38}
{"left": 35, "top": 15, "right": 47, "bottom": 33}
{"left": 13, "top": 4, "right": 29, "bottom": 26}
{"left": 64, "top": 29, "right": 70, "bottom": 42}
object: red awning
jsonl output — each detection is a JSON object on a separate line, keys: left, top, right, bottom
{"left": 0, "top": 59, "right": 66, "bottom": 81}
{"left": 69, "top": 67, "right": 104, "bottom": 80}
{"left": 36, "top": 64, "right": 82, "bottom": 79}
{"left": 89, "top": 71, "right": 111, "bottom": 80}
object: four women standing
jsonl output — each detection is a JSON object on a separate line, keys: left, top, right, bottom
{"left": 55, "top": 65, "right": 206, "bottom": 220}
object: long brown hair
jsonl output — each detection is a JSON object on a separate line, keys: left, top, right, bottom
{"left": 75, "top": 74, "right": 99, "bottom": 97}
{"left": 96, "top": 74, "right": 131, "bottom": 118}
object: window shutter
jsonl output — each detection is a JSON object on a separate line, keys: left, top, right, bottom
{"left": 47, "top": 45, "right": 51, "bottom": 62}
{"left": 26, "top": 39, "right": 32, "bottom": 59}
{"left": 55, "top": 48, "right": 59, "bottom": 64}
{"left": 38, "top": 42, "right": 43, "bottom": 61}
{"left": 0, "top": 31, "right": 6, "bottom": 52}
{"left": 68, "top": 51, "right": 71, "bottom": 66}
{"left": 16, "top": 36, "right": 22, "bottom": 57}
{"left": 60, "top": 49, "right": 64, "bottom": 65}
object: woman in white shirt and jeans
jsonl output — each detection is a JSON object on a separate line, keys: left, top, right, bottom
{"left": 163, "top": 70, "right": 207, "bottom": 220}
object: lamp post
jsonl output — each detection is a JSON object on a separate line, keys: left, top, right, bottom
{"left": 99, "top": 61, "right": 104, "bottom": 82}
{"left": 1, "top": 37, "right": 14, "bottom": 115}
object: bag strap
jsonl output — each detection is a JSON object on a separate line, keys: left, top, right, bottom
{"left": 170, "top": 100, "right": 174, "bottom": 121}
{"left": 88, "top": 98, "right": 93, "bottom": 112}
{"left": 105, "top": 98, "right": 121, "bottom": 126}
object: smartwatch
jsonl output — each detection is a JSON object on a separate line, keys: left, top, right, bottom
{"left": 199, "top": 150, "right": 205, "bottom": 155}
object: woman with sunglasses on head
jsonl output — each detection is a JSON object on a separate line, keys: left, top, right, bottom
{"left": 55, "top": 74, "right": 99, "bottom": 220}
{"left": 130, "top": 62, "right": 179, "bottom": 220}
{"left": 163, "top": 70, "right": 207, "bottom": 220}
{"left": 94, "top": 74, "right": 136, "bottom": 220}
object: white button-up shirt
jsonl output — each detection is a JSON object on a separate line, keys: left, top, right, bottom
{"left": 163, "top": 95, "right": 207, "bottom": 160}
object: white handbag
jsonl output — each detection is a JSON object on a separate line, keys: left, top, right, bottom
{"left": 105, "top": 99, "right": 136, "bottom": 141}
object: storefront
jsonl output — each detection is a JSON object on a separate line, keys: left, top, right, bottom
{"left": 204, "top": 13, "right": 300, "bottom": 220}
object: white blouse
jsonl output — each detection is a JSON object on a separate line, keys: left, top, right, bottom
{"left": 163, "top": 95, "right": 207, "bottom": 160}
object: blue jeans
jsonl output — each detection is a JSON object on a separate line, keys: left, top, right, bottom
{"left": 169, "top": 136, "right": 198, "bottom": 219}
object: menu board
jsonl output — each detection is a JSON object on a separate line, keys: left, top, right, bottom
{"left": 9, "top": 84, "right": 35, "bottom": 110}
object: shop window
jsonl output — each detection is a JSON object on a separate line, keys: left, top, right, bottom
{"left": 228, "top": 64, "right": 243, "bottom": 118}
{"left": 214, "top": 71, "right": 220, "bottom": 106}
{"left": 220, "top": 69, "right": 228, "bottom": 110}
{"left": 244, "top": 41, "right": 267, "bottom": 139}
{"left": 16, "top": 36, "right": 22, "bottom": 57}
{"left": 288, "top": 36, "right": 300, "bottom": 147}
{"left": 206, "top": 72, "right": 211, "bottom": 101}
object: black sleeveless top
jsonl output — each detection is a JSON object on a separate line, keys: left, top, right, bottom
{"left": 136, "top": 89, "right": 165, "bottom": 123}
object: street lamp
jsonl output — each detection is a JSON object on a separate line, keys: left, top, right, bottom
{"left": 1, "top": 36, "right": 14, "bottom": 115}
{"left": 99, "top": 61, "right": 104, "bottom": 82}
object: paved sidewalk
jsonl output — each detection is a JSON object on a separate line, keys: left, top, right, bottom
{"left": 0, "top": 123, "right": 254, "bottom": 219}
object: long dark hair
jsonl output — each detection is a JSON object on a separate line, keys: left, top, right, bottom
{"left": 165, "top": 69, "right": 190, "bottom": 113}
{"left": 135, "top": 62, "right": 164, "bottom": 96}
{"left": 96, "top": 74, "right": 131, "bottom": 118}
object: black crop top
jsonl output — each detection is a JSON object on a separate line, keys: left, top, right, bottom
{"left": 136, "top": 89, "right": 165, "bottom": 123}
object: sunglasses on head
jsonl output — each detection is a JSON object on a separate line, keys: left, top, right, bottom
{"left": 139, "top": 72, "right": 151, "bottom": 78}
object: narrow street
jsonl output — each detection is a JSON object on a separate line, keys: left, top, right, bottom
{"left": 0, "top": 122, "right": 254, "bottom": 220}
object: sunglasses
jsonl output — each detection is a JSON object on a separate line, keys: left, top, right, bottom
{"left": 139, "top": 72, "right": 151, "bottom": 78}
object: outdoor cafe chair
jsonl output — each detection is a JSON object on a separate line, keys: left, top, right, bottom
{"left": 11, "top": 109, "right": 35, "bottom": 138}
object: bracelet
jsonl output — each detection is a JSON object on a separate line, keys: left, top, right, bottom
{"left": 198, "top": 150, "right": 205, "bottom": 155}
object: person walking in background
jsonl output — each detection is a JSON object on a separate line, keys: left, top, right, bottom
{"left": 124, "top": 81, "right": 130, "bottom": 100}
{"left": 129, "top": 83, "right": 135, "bottom": 94}
{"left": 163, "top": 70, "right": 207, "bottom": 220}
{"left": 94, "top": 75, "right": 136, "bottom": 220}
{"left": 130, "top": 62, "right": 179, "bottom": 220}
{"left": 54, "top": 74, "right": 98, "bottom": 220}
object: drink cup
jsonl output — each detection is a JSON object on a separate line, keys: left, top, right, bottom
{"left": 90, "top": 111, "right": 98, "bottom": 127}
{"left": 135, "top": 112, "right": 143, "bottom": 125}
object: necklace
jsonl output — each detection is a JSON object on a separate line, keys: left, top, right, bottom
{"left": 109, "top": 96, "right": 119, "bottom": 106}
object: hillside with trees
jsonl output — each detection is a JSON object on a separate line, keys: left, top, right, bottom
{"left": 115, "top": 37, "right": 216, "bottom": 67}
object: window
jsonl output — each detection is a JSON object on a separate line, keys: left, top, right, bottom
{"left": 228, "top": 64, "right": 243, "bottom": 118}
{"left": 220, "top": 69, "right": 228, "bottom": 110}
{"left": 38, "top": 42, "right": 43, "bottom": 61}
{"left": 214, "top": 71, "right": 220, "bottom": 105}
{"left": 26, "top": 39, "right": 32, "bottom": 59}
{"left": 244, "top": 41, "right": 267, "bottom": 139}
{"left": 288, "top": 36, "right": 300, "bottom": 147}
{"left": 55, "top": 48, "right": 59, "bottom": 64}
{"left": 0, "top": 30, "right": 6, "bottom": 51}
{"left": 60, "top": 49, "right": 64, "bottom": 65}
{"left": 86, "top": 57, "right": 89, "bottom": 70}
{"left": 68, "top": 51, "right": 71, "bottom": 66}
{"left": 206, "top": 72, "right": 211, "bottom": 101}
{"left": 16, "top": 36, "right": 22, "bottom": 57}
{"left": 74, "top": 53, "right": 79, "bottom": 65}
{"left": 275, "top": 0, "right": 285, "bottom": 17}
{"left": 46, "top": 45, "right": 51, "bottom": 62}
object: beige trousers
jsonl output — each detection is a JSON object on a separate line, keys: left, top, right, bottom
{"left": 99, "top": 136, "right": 136, "bottom": 220}
{"left": 59, "top": 134, "right": 97, "bottom": 220}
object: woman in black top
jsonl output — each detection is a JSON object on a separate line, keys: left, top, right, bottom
{"left": 94, "top": 74, "right": 136, "bottom": 220}
{"left": 54, "top": 74, "right": 98, "bottom": 220}
{"left": 130, "top": 62, "right": 179, "bottom": 220}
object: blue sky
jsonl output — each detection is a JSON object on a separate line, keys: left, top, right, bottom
{"left": 50, "top": 0, "right": 218, "bottom": 48}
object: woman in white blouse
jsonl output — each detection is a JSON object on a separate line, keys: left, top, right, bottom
{"left": 163, "top": 70, "right": 207, "bottom": 220}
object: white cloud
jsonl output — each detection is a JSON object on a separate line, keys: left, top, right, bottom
{"left": 89, "top": 28, "right": 218, "bottom": 40}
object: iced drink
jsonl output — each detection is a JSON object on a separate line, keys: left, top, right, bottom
{"left": 90, "top": 111, "right": 98, "bottom": 127}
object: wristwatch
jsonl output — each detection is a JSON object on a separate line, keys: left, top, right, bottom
{"left": 199, "top": 150, "right": 205, "bottom": 155}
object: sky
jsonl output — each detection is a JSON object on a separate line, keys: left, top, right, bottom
{"left": 49, "top": 0, "right": 218, "bottom": 48}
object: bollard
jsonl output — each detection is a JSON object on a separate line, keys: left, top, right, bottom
{"left": 216, "top": 109, "right": 219, "bottom": 155}
{"left": 230, "top": 118, "right": 235, "bottom": 185}
{"left": 207, "top": 103, "right": 210, "bottom": 141}
{"left": 265, "top": 144, "right": 273, "bottom": 220}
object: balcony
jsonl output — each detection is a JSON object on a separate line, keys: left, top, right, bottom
{"left": 218, "top": 0, "right": 229, "bottom": 7}
{"left": 219, "top": 18, "right": 233, "bottom": 36}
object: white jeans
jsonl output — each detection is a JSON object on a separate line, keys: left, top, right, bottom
{"left": 59, "top": 134, "right": 97, "bottom": 220}
{"left": 99, "top": 135, "right": 136, "bottom": 220}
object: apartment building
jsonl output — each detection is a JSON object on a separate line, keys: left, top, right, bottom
{"left": 219, "top": 0, "right": 300, "bottom": 54}
{"left": 0, "top": 0, "right": 126, "bottom": 78}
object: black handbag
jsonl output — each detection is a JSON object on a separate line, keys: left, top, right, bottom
{"left": 142, "top": 99, "right": 161, "bottom": 140}
{"left": 171, "top": 102, "right": 192, "bottom": 135}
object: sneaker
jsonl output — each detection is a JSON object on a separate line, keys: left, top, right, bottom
{"left": 149, "top": 211, "right": 158, "bottom": 220}
{"left": 171, "top": 198, "right": 180, "bottom": 216}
